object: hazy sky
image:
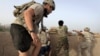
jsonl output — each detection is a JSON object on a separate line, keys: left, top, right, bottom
{"left": 0, "top": 0, "right": 100, "bottom": 33}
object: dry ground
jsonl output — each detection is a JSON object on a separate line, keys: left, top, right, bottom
{"left": 0, "top": 32, "right": 100, "bottom": 56}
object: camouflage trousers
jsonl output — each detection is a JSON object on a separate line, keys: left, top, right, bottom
{"left": 78, "top": 41, "right": 92, "bottom": 56}
{"left": 53, "top": 37, "right": 69, "bottom": 56}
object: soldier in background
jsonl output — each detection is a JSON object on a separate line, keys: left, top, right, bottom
{"left": 73, "top": 27, "right": 95, "bottom": 56}
{"left": 38, "top": 26, "right": 51, "bottom": 56}
{"left": 56, "top": 20, "right": 69, "bottom": 56}
{"left": 48, "top": 27, "right": 58, "bottom": 56}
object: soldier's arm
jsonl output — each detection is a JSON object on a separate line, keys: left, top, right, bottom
{"left": 24, "top": 8, "right": 34, "bottom": 31}
{"left": 64, "top": 25, "right": 69, "bottom": 36}
{"left": 73, "top": 30, "right": 84, "bottom": 36}
{"left": 24, "top": 8, "right": 39, "bottom": 43}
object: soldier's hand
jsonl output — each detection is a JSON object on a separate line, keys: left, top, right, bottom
{"left": 30, "top": 32, "right": 40, "bottom": 45}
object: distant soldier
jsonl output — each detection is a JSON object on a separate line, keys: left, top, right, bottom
{"left": 38, "top": 26, "right": 51, "bottom": 56}
{"left": 56, "top": 20, "right": 69, "bottom": 56}
{"left": 48, "top": 27, "right": 58, "bottom": 56}
{"left": 73, "top": 27, "right": 95, "bottom": 56}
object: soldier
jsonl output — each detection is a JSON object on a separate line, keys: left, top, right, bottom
{"left": 56, "top": 20, "right": 69, "bottom": 56}
{"left": 38, "top": 26, "right": 50, "bottom": 56}
{"left": 73, "top": 27, "right": 95, "bottom": 56}
{"left": 10, "top": 0, "right": 55, "bottom": 56}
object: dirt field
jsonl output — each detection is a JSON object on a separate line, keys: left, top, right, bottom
{"left": 0, "top": 32, "right": 100, "bottom": 56}
{"left": 0, "top": 32, "right": 18, "bottom": 56}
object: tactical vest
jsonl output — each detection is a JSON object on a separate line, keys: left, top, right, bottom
{"left": 13, "top": 1, "right": 36, "bottom": 18}
{"left": 82, "top": 32, "right": 94, "bottom": 42}
{"left": 13, "top": 1, "right": 44, "bottom": 32}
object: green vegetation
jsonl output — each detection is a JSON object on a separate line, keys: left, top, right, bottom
{"left": 0, "top": 24, "right": 10, "bottom": 32}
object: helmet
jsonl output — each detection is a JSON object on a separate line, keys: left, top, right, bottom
{"left": 84, "top": 27, "right": 90, "bottom": 32}
{"left": 43, "top": 0, "right": 55, "bottom": 10}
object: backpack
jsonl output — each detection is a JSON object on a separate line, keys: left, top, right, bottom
{"left": 13, "top": 0, "right": 36, "bottom": 17}
{"left": 13, "top": 0, "right": 44, "bottom": 29}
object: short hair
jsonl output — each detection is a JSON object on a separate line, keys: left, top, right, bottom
{"left": 58, "top": 20, "right": 64, "bottom": 26}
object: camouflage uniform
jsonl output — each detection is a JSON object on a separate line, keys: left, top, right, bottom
{"left": 38, "top": 31, "right": 48, "bottom": 56}
{"left": 55, "top": 25, "right": 69, "bottom": 56}
{"left": 78, "top": 28, "right": 94, "bottom": 56}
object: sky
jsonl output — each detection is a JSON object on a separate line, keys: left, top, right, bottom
{"left": 0, "top": 0, "right": 100, "bottom": 33}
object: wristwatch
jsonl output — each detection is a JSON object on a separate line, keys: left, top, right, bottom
{"left": 29, "top": 30, "right": 35, "bottom": 33}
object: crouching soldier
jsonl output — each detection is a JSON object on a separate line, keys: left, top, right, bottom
{"left": 38, "top": 26, "right": 51, "bottom": 56}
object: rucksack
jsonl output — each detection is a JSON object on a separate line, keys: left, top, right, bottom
{"left": 13, "top": 0, "right": 36, "bottom": 17}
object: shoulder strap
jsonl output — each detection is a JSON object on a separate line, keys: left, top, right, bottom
{"left": 13, "top": 1, "right": 36, "bottom": 17}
